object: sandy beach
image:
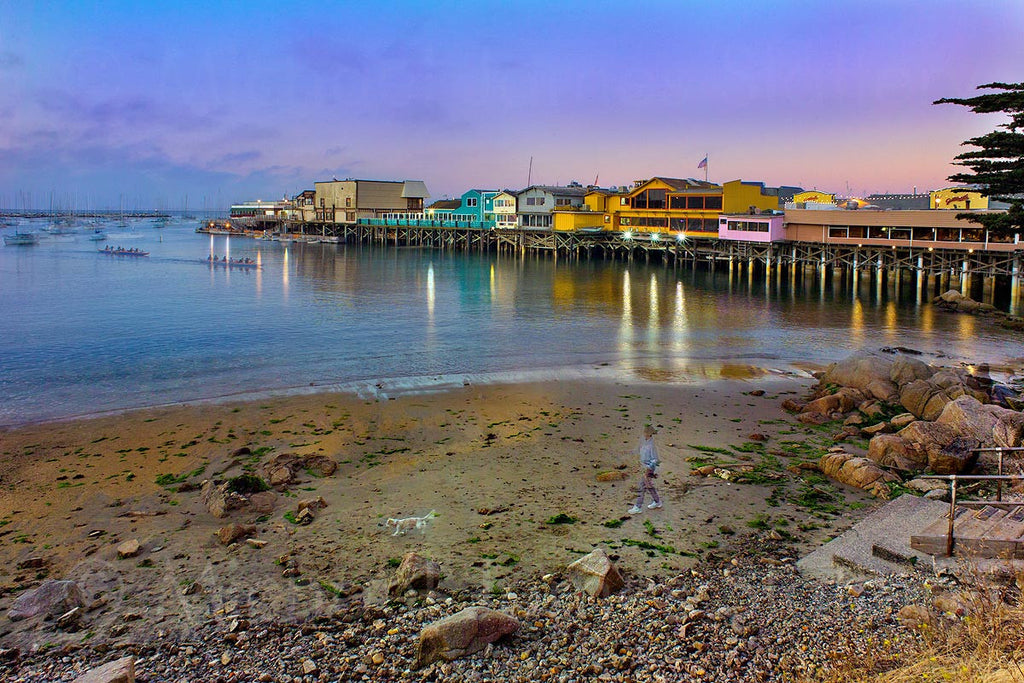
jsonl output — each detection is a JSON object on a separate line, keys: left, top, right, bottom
{"left": 0, "top": 373, "right": 886, "bottom": 654}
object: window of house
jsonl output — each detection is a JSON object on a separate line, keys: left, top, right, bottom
{"left": 320, "top": 198, "right": 325, "bottom": 207}
{"left": 467, "top": 197, "right": 478, "bottom": 207}
{"left": 345, "top": 197, "right": 352, "bottom": 208}
{"left": 705, "top": 196, "right": 723, "bottom": 210}
{"left": 633, "top": 193, "right": 647, "bottom": 209}
{"left": 555, "top": 198, "right": 573, "bottom": 206}
{"left": 670, "top": 196, "right": 686, "bottom": 209}
{"left": 646, "top": 189, "right": 666, "bottom": 209}
{"left": 686, "top": 196, "right": 704, "bottom": 210}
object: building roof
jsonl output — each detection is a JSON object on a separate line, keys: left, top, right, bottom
{"left": 426, "top": 199, "right": 462, "bottom": 210}
{"left": 653, "top": 177, "right": 720, "bottom": 191}
{"left": 517, "top": 185, "right": 589, "bottom": 198}
{"left": 401, "top": 180, "right": 430, "bottom": 199}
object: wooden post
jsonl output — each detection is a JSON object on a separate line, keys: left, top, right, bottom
{"left": 946, "top": 475, "right": 957, "bottom": 557}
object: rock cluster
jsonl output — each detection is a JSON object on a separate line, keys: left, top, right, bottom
{"left": 933, "top": 289, "right": 1024, "bottom": 331}
{"left": 790, "top": 352, "right": 1024, "bottom": 496}
{"left": 0, "top": 544, "right": 936, "bottom": 683}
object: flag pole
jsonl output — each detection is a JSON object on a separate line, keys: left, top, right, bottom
{"left": 705, "top": 152, "right": 708, "bottom": 183}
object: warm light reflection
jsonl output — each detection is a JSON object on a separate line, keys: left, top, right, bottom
{"left": 282, "top": 247, "right": 289, "bottom": 294}
{"left": 489, "top": 264, "right": 495, "bottom": 308}
{"left": 849, "top": 297, "right": 865, "bottom": 346}
{"left": 255, "top": 251, "right": 262, "bottom": 296}
{"left": 427, "top": 263, "right": 435, "bottom": 320}
{"left": 618, "top": 270, "right": 634, "bottom": 362}
{"left": 672, "top": 280, "right": 688, "bottom": 353}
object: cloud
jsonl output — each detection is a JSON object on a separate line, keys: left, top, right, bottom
{"left": 0, "top": 52, "right": 23, "bottom": 69}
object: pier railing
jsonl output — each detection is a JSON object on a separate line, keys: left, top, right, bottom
{"left": 918, "top": 446, "right": 1024, "bottom": 556}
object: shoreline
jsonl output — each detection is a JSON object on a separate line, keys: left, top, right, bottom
{"left": 0, "top": 359, "right": 821, "bottom": 430}
{"left": 0, "top": 374, "right": 889, "bottom": 654}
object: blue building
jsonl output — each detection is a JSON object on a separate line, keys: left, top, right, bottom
{"left": 457, "top": 189, "right": 500, "bottom": 226}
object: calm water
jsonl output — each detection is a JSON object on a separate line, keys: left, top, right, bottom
{"left": 1, "top": 217, "right": 1019, "bottom": 426}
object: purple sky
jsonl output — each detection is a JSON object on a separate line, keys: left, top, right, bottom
{"left": 1, "top": 1, "right": 1022, "bottom": 210}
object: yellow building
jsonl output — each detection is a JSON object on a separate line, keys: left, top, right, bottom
{"left": 552, "top": 189, "right": 625, "bottom": 232}
{"left": 792, "top": 190, "right": 836, "bottom": 205}
{"left": 930, "top": 187, "right": 989, "bottom": 210}
{"left": 611, "top": 177, "right": 781, "bottom": 237}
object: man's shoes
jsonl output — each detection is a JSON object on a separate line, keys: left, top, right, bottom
{"left": 628, "top": 505, "right": 642, "bottom": 514}
{"left": 647, "top": 502, "right": 662, "bottom": 509}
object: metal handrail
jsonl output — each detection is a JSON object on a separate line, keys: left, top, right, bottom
{"left": 917, "top": 447, "right": 1024, "bottom": 556}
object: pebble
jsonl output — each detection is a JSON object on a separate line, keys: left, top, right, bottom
{"left": 0, "top": 540, "right": 929, "bottom": 683}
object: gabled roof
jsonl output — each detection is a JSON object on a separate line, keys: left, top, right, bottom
{"left": 645, "top": 177, "right": 720, "bottom": 192}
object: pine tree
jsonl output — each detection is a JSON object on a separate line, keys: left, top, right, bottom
{"left": 934, "top": 82, "right": 1024, "bottom": 238}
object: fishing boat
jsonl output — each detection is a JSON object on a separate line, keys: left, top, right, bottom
{"left": 99, "top": 246, "right": 149, "bottom": 257}
{"left": 87, "top": 230, "right": 108, "bottom": 241}
{"left": 205, "top": 255, "right": 260, "bottom": 269}
{"left": 4, "top": 232, "right": 39, "bottom": 246}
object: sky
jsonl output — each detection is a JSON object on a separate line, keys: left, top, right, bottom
{"left": 0, "top": 1, "right": 1022, "bottom": 211}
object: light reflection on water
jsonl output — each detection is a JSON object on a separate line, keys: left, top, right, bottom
{"left": 0, "top": 218, "right": 1020, "bottom": 425}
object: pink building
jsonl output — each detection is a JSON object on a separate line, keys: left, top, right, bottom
{"left": 718, "top": 214, "right": 785, "bottom": 242}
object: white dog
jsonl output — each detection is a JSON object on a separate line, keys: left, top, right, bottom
{"left": 385, "top": 510, "right": 436, "bottom": 536}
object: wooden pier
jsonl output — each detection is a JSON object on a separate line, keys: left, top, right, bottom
{"left": 236, "top": 219, "right": 1024, "bottom": 313}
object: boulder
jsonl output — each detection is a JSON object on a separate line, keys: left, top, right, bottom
{"left": 388, "top": 552, "right": 441, "bottom": 596}
{"left": 415, "top": 606, "right": 519, "bottom": 668}
{"left": 890, "top": 413, "right": 917, "bottom": 429}
{"left": 200, "top": 480, "right": 250, "bottom": 518}
{"left": 897, "top": 604, "right": 934, "bottom": 631}
{"left": 929, "top": 436, "right": 981, "bottom": 475}
{"left": 217, "top": 524, "right": 256, "bottom": 546}
{"left": 596, "top": 471, "right": 629, "bottom": 482}
{"left": 935, "top": 396, "right": 1001, "bottom": 445}
{"left": 303, "top": 455, "right": 338, "bottom": 477}
{"left": 797, "top": 411, "right": 831, "bottom": 425}
{"left": 116, "top": 540, "right": 140, "bottom": 559}
{"left": 899, "top": 379, "right": 956, "bottom": 421}
{"left": 936, "top": 289, "right": 965, "bottom": 305}
{"left": 890, "top": 356, "right": 935, "bottom": 387}
{"left": 858, "top": 400, "right": 886, "bottom": 419}
{"left": 866, "top": 434, "right": 927, "bottom": 472}
{"left": 994, "top": 411, "right": 1024, "bottom": 449}
{"left": 566, "top": 548, "right": 624, "bottom": 598}
{"left": 780, "top": 399, "right": 804, "bottom": 413}
{"left": 72, "top": 657, "right": 135, "bottom": 683}
{"left": 895, "top": 420, "right": 979, "bottom": 474}
{"left": 267, "top": 465, "right": 293, "bottom": 487}
{"left": 820, "top": 352, "right": 897, "bottom": 401}
{"left": 297, "top": 497, "right": 328, "bottom": 514}
{"left": 804, "top": 394, "right": 842, "bottom": 415}
{"left": 8, "top": 580, "right": 84, "bottom": 621}
{"left": 818, "top": 451, "right": 900, "bottom": 498}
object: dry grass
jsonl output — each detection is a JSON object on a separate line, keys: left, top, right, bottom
{"left": 808, "top": 566, "right": 1024, "bottom": 682}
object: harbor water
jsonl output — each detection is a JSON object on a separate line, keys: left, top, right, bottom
{"left": 1, "top": 218, "right": 1020, "bottom": 426}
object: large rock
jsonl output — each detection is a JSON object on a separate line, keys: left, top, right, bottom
{"left": 200, "top": 480, "right": 250, "bottom": 518}
{"left": 303, "top": 455, "right": 338, "bottom": 477}
{"left": 994, "top": 411, "right": 1024, "bottom": 449}
{"left": 566, "top": 548, "right": 624, "bottom": 598}
{"left": 248, "top": 491, "right": 278, "bottom": 514}
{"left": 929, "top": 437, "right": 981, "bottom": 476}
{"left": 819, "top": 451, "right": 900, "bottom": 497}
{"left": 894, "top": 420, "right": 979, "bottom": 474}
{"left": 8, "top": 580, "right": 84, "bottom": 621}
{"left": 890, "top": 356, "right": 935, "bottom": 386}
{"left": 866, "top": 434, "right": 928, "bottom": 472}
{"left": 415, "top": 606, "right": 519, "bottom": 668}
{"left": 899, "top": 379, "right": 957, "bottom": 422}
{"left": 72, "top": 657, "right": 135, "bottom": 683}
{"left": 388, "top": 552, "right": 441, "bottom": 596}
{"left": 820, "top": 353, "right": 898, "bottom": 402}
{"left": 935, "top": 396, "right": 1001, "bottom": 445}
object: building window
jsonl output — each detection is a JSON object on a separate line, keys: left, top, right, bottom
{"left": 345, "top": 197, "right": 352, "bottom": 208}
{"left": 525, "top": 196, "right": 545, "bottom": 206}
{"left": 705, "top": 196, "right": 723, "bottom": 210}
{"left": 555, "top": 198, "right": 574, "bottom": 206}
{"left": 320, "top": 198, "right": 325, "bottom": 208}
{"left": 686, "top": 196, "right": 704, "bottom": 210}
{"left": 670, "top": 196, "right": 686, "bottom": 210}
{"left": 467, "top": 197, "right": 478, "bottom": 207}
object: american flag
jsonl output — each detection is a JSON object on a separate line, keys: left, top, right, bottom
{"left": 697, "top": 156, "right": 708, "bottom": 169}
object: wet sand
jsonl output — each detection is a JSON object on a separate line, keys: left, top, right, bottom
{"left": 0, "top": 376, "right": 878, "bottom": 647}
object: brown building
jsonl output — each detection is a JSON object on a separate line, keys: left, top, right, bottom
{"left": 314, "top": 179, "right": 430, "bottom": 224}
